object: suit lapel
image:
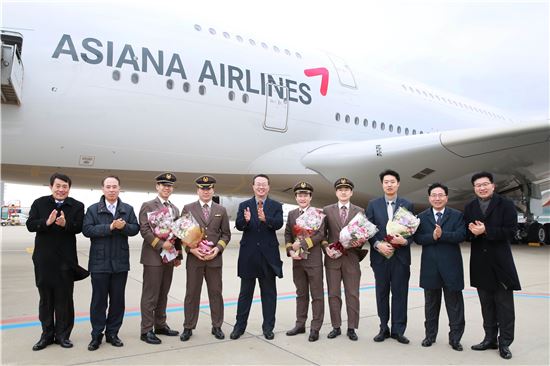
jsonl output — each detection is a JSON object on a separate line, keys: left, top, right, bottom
{"left": 191, "top": 201, "right": 206, "bottom": 225}
{"left": 484, "top": 195, "right": 498, "bottom": 219}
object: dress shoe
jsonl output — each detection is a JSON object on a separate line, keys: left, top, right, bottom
{"left": 141, "top": 330, "right": 161, "bottom": 344}
{"left": 211, "top": 327, "right": 225, "bottom": 340}
{"left": 263, "top": 330, "right": 274, "bottom": 340}
{"left": 106, "top": 335, "right": 124, "bottom": 347}
{"left": 32, "top": 337, "right": 54, "bottom": 351}
{"left": 373, "top": 329, "right": 390, "bottom": 342}
{"left": 286, "top": 326, "right": 306, "bottom": 336}
{"left": 154, "top": 326, "right": 179, "bottom": 336}
{"left": 230, "top": 328, "right": 244, "bottom": 340}
{"left": 308, "top": 330, "right": 319, "bottom": 342}
{"left": 179, "top": 328, "right": 192, "bottom": 342}
{"left": 87, "top": 337, "right": 102, "bottom": 351}
{"left": 327, "top": 327, "right": 341, "bottom": 339}
{"left": 58, "top": 339, "right": 73, "bottom": 348}
{"left": 450, "top": 342, "right": 463, "bottom": 351}
{"left": 421, "top": 338, "right": 435, "bottom": 347}
{"left": 391, "top": 334, "right": 410, "bottom": 344}
{"left": 471, "top": 340, "right": 498, "bottom": 351}
{"left": 499, "top": 345, "right": 512, "bottom": 360}
{"left": 347, "top": 328, "right": 358, "bottom": 341}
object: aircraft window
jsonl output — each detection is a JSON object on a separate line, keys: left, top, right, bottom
{"left": 209, "top": 28, "right": 216, "bottom": 35}
{"left": 408, "top": 86, "right": 414, "bottom": 93}
{"left": 183, "top": 82, "right": 190, "bottom": 93}
{"left": 273, "top": 46, "right": 280, "bottom": 53}
{"left": 453, "top": 100, "right": 458, "bottom": 106}
{"left": 199, "top": 85, "right": 206, "bottom": 95}
{"left": 295, "top": 52, "right": 302, "bottom": 59}
{"left": 223, "top": 32, "right": 230, "bottom": 39}
{"left": 372, "top": 120, "right": 377, "bottom": 129}
{"left": 405, "top": 128, "right": 409, "bottom": 135}
{"left": 397, "top": 126, "right": 402, "bottom": 134}
{"left": 166, "top": 79, "right": 174, "bottom": 90}
{"left": 112, "top": 70, "right": 120, "bottom": 81}
{"left": 242, "top": 93, "right": 249, "bottom": 103}
{"left": 228, "top": 91, "right": 235, "bottom": 101}
{"left": 412, "top": 129, "right": 417, "bottom": 135}
{"left": 345, "top": 115, "right": 350, "bottom": 123}
{"left": 335, "top": 113, "right": 341, "bottom": 121}
{"left": 429, "top": 93, "right": 434, "bottom": 99}
{"left": 389, "top": 124, "right": 394, "bottom": 132}
{"left": 415, "top": 88, "right": 422, "bottom": 94}
{"left": 422, "top": 90, "right": 428, "bottom": 97}
{"left": 284, "top": 49, "right": 291, "bottom": 56}
{"left": 435, "top": 95, "right": 441, "bottom": 100}
{"left": 380, "top": 122, "right": 385, "bottom": 130}
{"left": 194, "top": 24, "right": 202, "bottom": 32}
{"left": 354, "top": 117, "right": 359, "bottom": 125}
{"left": 236, "top": 35, "right": 243, "bottom": 42}
{"left": 363, "top": 118, "right": 368, "bottom": 127}
{"left": 261, "top": 42, "right": 268, "bottom": 49}
{"left": 249, "top": 39, "right": 256, "bottom": 46}
{"left": 131, "top": 73, "right": 139, "bottom": 84}
{"left": 401, "top": 84, "right": 407, "bottom": 90}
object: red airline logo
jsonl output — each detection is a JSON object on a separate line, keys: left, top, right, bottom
{"left": 304, "top": 67, "right": 329, "bottom": 96}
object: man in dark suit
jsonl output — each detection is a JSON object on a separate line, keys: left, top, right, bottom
{"left": 83, "top": 176, "right": 140, "bottom": 351}
{"left": 138, "top": 173, "right": 182, "bottom": 345}
{"left": 366, "top": 169, "right": 413, "bottom": 344}
{"left": 180, "top": 175, "right": 231, "bottom": 342}
{"left": 415, "top": 183, "right": 467, "bottom": 351}
{"left": 322, "top": 178, "right": 366, "bottom": 341}
{"left": 26, "top": 173, "right": 85, "bottom": 351}
{"left": 230, "top": 174, "right": 284, "bottom": 340}
{"left": 284, "top": 182, "right": 325, "bottom": 342}
{"left": 464, "top": 172, "right": 521, "bottom": 360}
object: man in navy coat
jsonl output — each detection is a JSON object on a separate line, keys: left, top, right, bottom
{"left": 464, "top": 172, "right": 520, "bottom": 360}
{"left": 366, "top": 169, "right": 413, "bottom": 344}
{"left": 230, "top": 174, "right": 284, "bottom": 340}
{"left": 415, "top": 183, "right": 466, "bottom": 352}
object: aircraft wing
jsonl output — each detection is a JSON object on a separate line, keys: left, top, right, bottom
{"left": 301, "top": 120, "right": 550, "bottom": 206}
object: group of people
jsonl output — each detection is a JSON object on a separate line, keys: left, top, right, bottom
{"left": 26, "top": 169, "right": 520, "bottom": 360}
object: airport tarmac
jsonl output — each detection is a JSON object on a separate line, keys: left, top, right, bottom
{"left": 1, "top": 225, "right": 548, "bottom": 365}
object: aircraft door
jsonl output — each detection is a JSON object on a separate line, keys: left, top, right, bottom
{"left": 263, "top": 83, "right": 289, "bottom": 132}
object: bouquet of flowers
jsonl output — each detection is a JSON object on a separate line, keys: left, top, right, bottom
{"left": 147, "top": 207, "right": 174, "bottom": 240}
{"left": 328, "top": 212, "right": 378, "bottom": 258}
{"left": 160, "top": 245, "right": 178, "bottom": 264}
{"left": 292, "top": 207, "right": 326, "bottom": 259}
{"left": 197, "top": 239, "right": 215, "bottom": 255}
{"left": 381, "top": 206, "right": 420, "bottom": 258}
{"left": 171, "top": 212, "right": 203, "bottom": 249}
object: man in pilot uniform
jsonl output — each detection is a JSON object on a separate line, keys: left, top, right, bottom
{"left": 284, "top": 182, "right": 325, "bottom": 342}
{"left": 138, "top": 173, "right": 182, "bottom": 345}
{"left": 322, "top": 178, "right": 366, "bottom": 341}
{"left": 180, "top": 175, "right": 231, "bottom": 341}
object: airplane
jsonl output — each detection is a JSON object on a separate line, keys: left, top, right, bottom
{"left": 1, "top": 1, "right": 549, "bottom": 244}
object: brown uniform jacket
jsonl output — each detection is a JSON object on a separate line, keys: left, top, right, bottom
{"left": 182, "top": 200, "right": 231, "bottom": 268}
{"left": 284, "top": 208, "right": 325, "bottom": 268}
{"left": 322, "top": 203, "right": 367, "bottom": 267}
{"left": 139, "top": 197, "right": 182, "bottom": 266}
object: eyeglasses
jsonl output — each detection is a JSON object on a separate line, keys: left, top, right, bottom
{"left": 429, "top": 194, "right": 447, "bottom": 198}
{"left": 474, "top": 182, "right": 492, "bottom": 189}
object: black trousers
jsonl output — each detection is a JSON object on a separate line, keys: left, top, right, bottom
{"left": 477, "top": 287, "right": 515, "bottom": 346}
{"left": 90, "top": 272, "right": 128, "bottom": 338}
{"left": 37, "top": 270, "right": 74, "bottom": 341}
{"left": 424, "top": 288, "right": 465, "bottom": 343}
{"left": 235, "top": 266, "right": 277, "bottom": 333}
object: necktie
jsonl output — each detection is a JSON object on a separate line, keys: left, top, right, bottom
{"left": 299, "top": 209, "right": 304, "bottom": 216}
{"left": 435, "top": 212, "right": 443, "bottom": 225}
{"left": 387, "top": 201, "right": 394, "bottom": 221}
{"left": 55, "top": 201, "right": 63, "bottom": 209}
{"left": 203, "top": 203, "right": 210, "bottom": 221}
{"left": 257, "top": 200, "right": 263, "bottom": 210}
{"left": 163, "top": 201, "right": 172, "bottom": 217}
{"left": 340, "top": 205, "right": 347, "bottom": 224}
{"left": 108, "top": 204, "right": 116, "bottom": 216}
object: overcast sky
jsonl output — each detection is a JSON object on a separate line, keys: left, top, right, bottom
{"left": 2, "top": 0, "right": 548, "bottom": 206}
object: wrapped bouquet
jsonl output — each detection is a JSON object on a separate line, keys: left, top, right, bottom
{"left": 328, "top": 212, "right": 378, "bottom": 258}
{"left": 171, "top": 212, "right": 203, "bottom": 249}
{"left": 197, "top": 239, "right": 215, "bottom": 255}
{"left": 381, "top": 206, "right": 420, "bottom": 258}
{"left": 292, "top": 207, "right": 326, "bottom": 259}
{"left": 147, "top": 207, "right": 173, "bottom": 240}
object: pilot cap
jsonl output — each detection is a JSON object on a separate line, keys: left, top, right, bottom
{"left": 293, "top": 181, "right": 314, "bottom": 194}
{"left": 156, "top": 172, "right": 177, "bottom": 185}
{"left": 195, "top": 175, "right": 216, "bottom": 189}
{"left": 334, "top": 177, "right": 354, "bottom": 190}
